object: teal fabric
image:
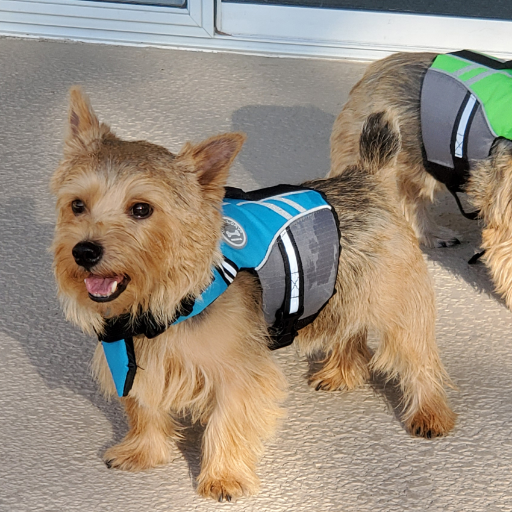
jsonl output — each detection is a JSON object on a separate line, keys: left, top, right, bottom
{"left": 102, "top": 339, "right": 130, "bottom": 397}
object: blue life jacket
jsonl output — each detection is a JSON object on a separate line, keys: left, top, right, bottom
{"left": 99, "top": 185, "right": 340, "bottom": 397}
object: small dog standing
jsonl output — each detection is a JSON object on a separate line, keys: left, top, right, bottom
{"left": 52, "top": 87, "right": 455, "bottom": 501}
{"left": 330, "top": 51, "right": 512, "bottom": 309}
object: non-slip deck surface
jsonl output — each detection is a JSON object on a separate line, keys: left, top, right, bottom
{"left": 0, "top": 37, "right": 510, "bottom": 512}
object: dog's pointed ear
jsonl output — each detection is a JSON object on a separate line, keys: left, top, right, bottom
{"left": 180, "top": 133, "right": 246, "bottom": 198}
{"left": 64, "top": 86, "right": 111, "bottom": 153}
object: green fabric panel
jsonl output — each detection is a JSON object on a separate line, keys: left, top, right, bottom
{"left": 459, "top": 67, "right": 486, "bottom": 81}
{"left": 432, "top": 53, "right": 512, "bottom": 140}
{"left": 431, "top": 54, "right": 469, "bottom": 73}
{"left": 470, "top": 74, "right": 512, "bottom": 139}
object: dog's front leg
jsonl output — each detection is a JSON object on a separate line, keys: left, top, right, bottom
{"left": 196, "top": 360, "right": 285, "bottom": 502}
{"left": 104, "top": 396, "right": 178, "bottom": 471}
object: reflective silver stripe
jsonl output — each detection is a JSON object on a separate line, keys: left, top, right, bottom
{"left": 453, "top": 63, "right": 481, "bottom": 77}
{"left": 236, "top": 200, "right": 292, "bottom": 219}
{"left": 455, "top": 94, "right": 477, "bottom": 158}
{"left": 280, "top": 230, "right": 300, "bottom": 315}
{"left": 255, "top": 205, "right": 331, "bottom": 271}
{"left": 273, "top": 196, "right": 306, "bottom": 213}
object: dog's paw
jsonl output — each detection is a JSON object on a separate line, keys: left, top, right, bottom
{"left": 309, "top": 363, "right": 369, "bottom": 392}
{"left": 433, "top": 236, "right": 461, "bottom": 249}
{"left": 407, "top": 406, "right": 456, "bottom": 439}
{"left": 104, "top": 439, "right": 172, "bottom": 471}
{"left": 420, "top": 227, "right": 461, "bottom": 249}
{"left": 309, "top": 375, "right": 345, "bottom": 392}
{"left": 197, "top": 475, "right": 258, "bottom": 502}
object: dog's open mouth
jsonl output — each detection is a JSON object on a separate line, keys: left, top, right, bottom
{"left": 84, "top": 275, "right": 130, "bottom": 302}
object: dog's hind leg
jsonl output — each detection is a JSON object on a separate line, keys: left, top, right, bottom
{"left": 308, "top": 329, "right": 371, "bottom": 392}
{"left": 396, "top": 163, "right": 460, "bottom": 248}
{"left": 369, "top": 249, "right": 456, "bottom": 438}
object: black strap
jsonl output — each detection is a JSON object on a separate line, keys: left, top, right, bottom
{"left": 269, "top": 228, "right": 305, "bottom": 350}
{"left": 468, "top": 250, "right": 486, "bottom": 264}
{"left": 224, "top": 184, "right": 308, "bottom": 201}
{"left": 99, "top": 296, "right": 195, "bottom": 343}
{"left": 122, "top": 336, "right": 137, "bottom": 397}
{"left": 448, "top": 187, "right": 480, "bottom": 220}
{"left": 451, "top": 50, "right": 512, "bottom": 70}
{"left": 450, "top": 90, "right": 479, "bottom": 177}
{"left": 433, "top": 88, "right": 481, "bottom": 220}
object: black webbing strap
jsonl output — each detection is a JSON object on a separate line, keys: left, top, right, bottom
{"left": 269, "top": 227, "right": 304, "bottom": 350}
{"left": 122, "top": 336, "right": 137, "bottom": 397}
{"left": 99, "top": 297, "right": 195, "bottom": 342}
{"left": 448, "top": 187, "right": 480, "bottom": 220}
{"left": 444, "top": 89, "right": 481, "bottom": 220}
{"left": 451, "top": 50, "right": 512, "bottom": 70}
{"left": 468, "top": 249, "right": 486, "bottom": 264}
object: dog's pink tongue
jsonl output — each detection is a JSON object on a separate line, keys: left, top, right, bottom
{"left": 85, "top": 276, "right": 123, "bottom": 295}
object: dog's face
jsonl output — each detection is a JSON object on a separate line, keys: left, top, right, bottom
{"left": 51, "top": 87, "right": 245, "bottom": 333}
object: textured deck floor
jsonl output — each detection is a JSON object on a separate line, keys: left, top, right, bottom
{"left": 0, "top": 37, "right": 511, "bottom": 512}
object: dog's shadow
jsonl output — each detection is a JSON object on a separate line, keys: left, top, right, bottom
{"left": 420, "top": 190, "right": 500, "bottom": 303}
{"left": 0, "top": 197, "right": 128, "bottom": 447}
{"left": 231, "top": 105, "right": 335, "bottom": 187}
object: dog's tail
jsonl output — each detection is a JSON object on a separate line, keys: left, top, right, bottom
{"left": 359, "top": 111, "right": 401, "bottom": 173}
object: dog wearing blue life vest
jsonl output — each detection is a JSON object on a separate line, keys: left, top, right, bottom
{"left": 330, "top": 50, "right": 512, "bottom": 311}
{"left": 51, "top": 87, "right": 455, "bottom": 502}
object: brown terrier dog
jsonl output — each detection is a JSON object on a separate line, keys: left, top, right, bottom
{"left": 52, "top": 87, "right": 455, "bottom": 502}
{"left": 330, "top": 52, "right": 512, "bottom": 309}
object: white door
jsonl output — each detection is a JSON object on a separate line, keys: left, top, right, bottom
{"left": 0, "top": 0, "right": 215, "bottom": 44}
{"left": 217, "top": 0, "right": 512, "bottom": 60}
{"left": 0, "top": 0, "right": 511, "bottom": 59}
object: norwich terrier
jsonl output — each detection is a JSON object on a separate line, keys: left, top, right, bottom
{"left": 330, "top": 51, "right": 512, "bottom": 310}
{"left": 51, "top": 87, "right": 455, "bottom": 501}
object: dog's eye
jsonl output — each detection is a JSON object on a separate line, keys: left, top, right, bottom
{"left": 71, "top": 199, "right": 86, "bottom": 215}
{"left": 130, "top": 203, "right": 153, "bottom": 219}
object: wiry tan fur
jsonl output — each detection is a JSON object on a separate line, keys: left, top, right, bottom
{"left": 329, "top": 52, "right": 512, "bottom": 312}
{"left": 52, "top": 88, "right": 455, "bottom": 502}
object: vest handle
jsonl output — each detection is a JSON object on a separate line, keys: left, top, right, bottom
{"left": 451, "top": 50, "right": 512, "bottom": 70}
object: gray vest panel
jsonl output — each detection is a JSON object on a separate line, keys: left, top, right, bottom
{"left": 257, "top": 207, "right": 339, "bottom": 326}
{"left": 421, "top": 68, "right": 496, "bottom": 180}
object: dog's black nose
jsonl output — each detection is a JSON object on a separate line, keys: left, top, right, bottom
{"left": 72, "top": 241, "right": 103, "bottom": 269}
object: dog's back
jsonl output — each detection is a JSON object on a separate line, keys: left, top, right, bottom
{"left": 330, "top": 53, "right": 435, "bottom": 178}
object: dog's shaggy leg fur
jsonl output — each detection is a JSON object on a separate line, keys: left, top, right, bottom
{"left": 302, "top": 112, "right": 456, "bottom": 437}
{"left": 466, "top": 139, "right": 512, "bottom": 310}
{"left": 190, "top": 276, "right": 287, "bottom": 502}
{"left": 104, "top": 397, "right": 179, "bottom": 470}
{"left": 369, "top": 273, "right": 456, "bottom": 438}
{"left": 309, "top": 330, "right": 371, "bottom": 392}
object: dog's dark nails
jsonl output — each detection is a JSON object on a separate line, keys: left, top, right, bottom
{"left": 226, "top": 494, "right": 232, "bottom": 502}
{"left": 105, "top": 460, "right": 113, "bottom": 469}
{"left": 426, "top": 430, "right": 432, "bottom": 439}
{"left": 315, "top": 383, "right": 322, "bottom": 391}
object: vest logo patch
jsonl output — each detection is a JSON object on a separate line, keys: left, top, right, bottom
{"left": 222, "top": 217, "right": 247, "bottom": 249}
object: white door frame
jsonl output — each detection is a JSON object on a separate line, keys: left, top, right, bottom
{"left": 0, "top": 0, "right": 215, "bottom": 42}
{"left": 218, "top": 3, "right": 512, "bottom": 61}
{"left": 0, "top": 0, "right": 511, "bottom": 61}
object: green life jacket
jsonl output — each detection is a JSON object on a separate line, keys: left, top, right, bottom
{"left": 421, "top": 50, "right": 512, "bottom": 218}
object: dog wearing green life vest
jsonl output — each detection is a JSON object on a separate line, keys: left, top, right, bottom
{"left": 330, "top": 51, "right": 512, "bottom": 310}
